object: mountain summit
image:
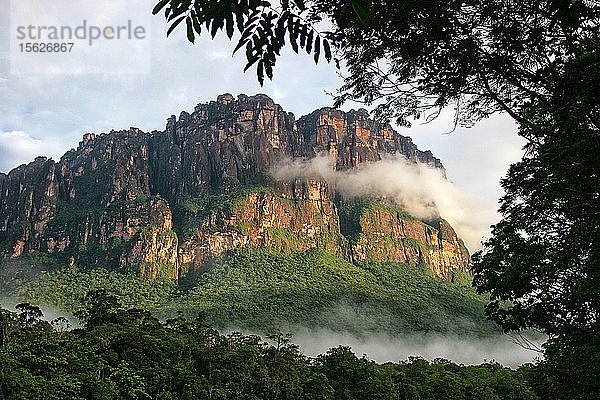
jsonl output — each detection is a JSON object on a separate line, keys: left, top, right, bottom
{"left": 0, "top": 94, "right": 469, "bottom": 281}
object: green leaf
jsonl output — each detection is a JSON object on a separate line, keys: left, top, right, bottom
{"left": 290, "top": 36, "right": 298, "bottom": 53}
{"left": 299, "top": 24, "right": 307, "bottom": 48}
{"left": 244, "top": 40, "right": 260, "bottom": 71}
{"left": 306, "top": 30, "right": 313, "bottom": 53}
{"left": 257, "top": 60, "right": 265, "bottom": 86}
{"left": 186, "top": 17, "right": 195, "bottom": 43}
{"left": 288, "top": 15, "right": 299, "bottom": 53}
{"left": 313, "top": 36, "right": 320, "bottom": 64}
{"left": 166, "top": 16, "right": 186, "bottom": 37}
{"left": 323, "top": 39, "right": 332, "bottom": 62}
{"left": 226, "top": 13, "right": 235, "bottom": 38}
{"left": 265, "top": 60, "right": 273, "bottom": 80}
{"left": 192, "top": 13, "right": 202, "bottom": 34}
{"left": 166, "top": 0, "right": 189, "bottom": 21}
{"left": 234, "top": 24, "right": 256, "bottom": 53}
{"left": 275, "top": 12, "right": 289, "bottom": 44}
{"left": 245, "top": 42, "right": 254, "bottom": 66}
{"left": 351, "top": 1, "right": 371, "bottom": 26}
{"left": 235, "top": 9, "right": 245, "bottom": 31}
{"left": 152, "top": 0, "right": 170, "bottom": 15}
{"left": 210, "top": 19, "right": 222, "bottom": 38}
{"left": 293, "top": 0, "right": 306, "bottom": 11}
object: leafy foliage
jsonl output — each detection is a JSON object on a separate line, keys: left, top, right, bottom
{"left": 527, "top": 332, "right": 600, "bottom": 400}
{"left": 10, "top": 267, "right": 178, "bottom": 313}
{"left": 0, "top": 298, "right": 541, "bottom": 399}
{"left": 4, "top": 247, "right": 496, "bottom": 337}
{"left": 472, "top": 43, "right": 600, "bottom": 338}
{"left": 338, "top": 199, "right": 417, "bottom": 245}
{"left": 319, "top": 0, "right": 600, "bottom": 125}
{"left": 470, "top": 30, "right": 600, "bottom": 398}
{"left": 153, "top": 0, "right": 334, "bottom": 85}
{"left": 175, "top": 185, "right": 275, "bottom": 238}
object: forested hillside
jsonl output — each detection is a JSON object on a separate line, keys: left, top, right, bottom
{"left": 1, "top": 248, "right": 497, "bottom": 337}
{"left": 0, "top": 294, "right": 542, "bottom": 400}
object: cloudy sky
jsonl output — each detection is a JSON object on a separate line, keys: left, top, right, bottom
{"left": 0, "top": 1, "right": 526, "bottom": 247}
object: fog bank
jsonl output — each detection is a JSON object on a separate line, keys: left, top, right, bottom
{"left": 1, "top": 297, "right": 543, "bottom": 368}
{"left": 291, "top": 328, "right": 544, "bottom": 368}
{"left": 0, "top": 296, "right": 81, "bottom": 329}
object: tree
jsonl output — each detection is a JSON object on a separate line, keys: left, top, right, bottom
{"left": 15, "top": 302, "right": 43, "bottom": 328}
{"left": 0, "top": 307, "right": 17, "bottom": 347}
{"left": 74, "top": 289, "right": 128, "bottom": 328}
{"left": 472, "top": 46, "right": 600, "bottom": 338}
{"left": 155, "top": 0, "right": 600, "bottom": 395}
{"left": 472, "top": 45, "right": 599, "bottom": 398}
{"left": 318, "top": 0, "right": 599, "bottom": 124}
{"left": 154, "top": 0, "right": 598, "bottom": 124}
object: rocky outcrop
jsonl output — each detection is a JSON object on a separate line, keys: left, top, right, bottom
{"left": 178, "top": 182, "right": 342, "bottom": 272}
{"left": 0, "top": 157, "right": 59, "bottom": 257}
{"left": 339, "top": 202, "right": 470, "bottom": 279}
{"left": 148, "top": 93, "right": 299, "bottom": 202}
{"left": 0, "top": 94, "right": 468, "bottom": 280}
{"left": 298, "top": 108, "right": 444, "bottom": 172}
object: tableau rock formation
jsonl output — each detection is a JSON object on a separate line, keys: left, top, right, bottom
{"left": 0, "top": 94, "right": 470, "bottom": 281}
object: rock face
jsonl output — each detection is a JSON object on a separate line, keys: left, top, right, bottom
{"left": 297, "top": 108, "right": 444, "bottom": 172}
{"left": 178, "top": 183, "right": 343, "bottom": 273}
{"left": 0, "top": 94, "right": 469, "bottom": 280}
{"left": 339, "top": 203, "right": 470, "bottom": 280}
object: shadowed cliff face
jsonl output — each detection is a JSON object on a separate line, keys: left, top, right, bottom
{"left": 0, "top": 93, "right": 468, "bottom": 280}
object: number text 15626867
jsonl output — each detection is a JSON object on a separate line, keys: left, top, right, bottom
{"left": 19, "top": 43, "right": 75, "bottom": 52}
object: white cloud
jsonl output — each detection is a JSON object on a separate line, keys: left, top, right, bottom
{"left": 290, "top": 328, "right": 543, "bottom": 368}
{"left": 0, "top": 130, "right": 63, "bottom": 171}
{"left": 271, "top": 154, "right": 497, "bottom": 251}
{"left": 401, "top": 111, "right": 526, "bottom": 200}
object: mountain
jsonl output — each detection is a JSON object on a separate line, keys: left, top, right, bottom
{"left": 0, "top": 93, "right": 469, "bottom": 281}
{"left": 0, "top": 93, "right": 497, "bottom": 335}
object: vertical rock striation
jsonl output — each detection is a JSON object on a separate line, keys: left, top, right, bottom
{"left": 0, "top": 94, "right": 469, "bottom": 280}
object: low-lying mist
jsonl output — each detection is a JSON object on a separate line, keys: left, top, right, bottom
{"left": 223, "top": 301, "right": 544, "bottom": 369}
{"left": 289, "top": 328, "right": 544, "bottom": 368}
{"left": 270, "top": 154, "right": 499, "bottom": 251}
{"left": 0, "top": 296, "right": 81, "bottom": 329}
{"left": 2, "top": 295, "right": 544, "bottom": 368}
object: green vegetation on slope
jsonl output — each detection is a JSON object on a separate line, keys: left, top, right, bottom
{"left": 338, "top": 199, "right": 418, "bottom": 245}
{"left": 2, "top": 247, "right": 498, "bottom": 337}
{"left": 170, "top": 248, "right": 496, "bottom": 335}
{"left": 176, "top": 185, "right": 276, "bottom": 239}
{"left": 4, "top": 267, "right": 178, "bottom": 313}
{"left": 41, "top": 194, "right": 172, "bottom": 272}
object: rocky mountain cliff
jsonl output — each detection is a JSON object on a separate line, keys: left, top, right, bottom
{"left": 0, "top": 94, "right": 469, "bottom": 281}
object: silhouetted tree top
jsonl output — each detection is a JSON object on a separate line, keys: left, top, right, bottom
{"left": 154, "top": 0, "right": 599, "bottom": 126}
